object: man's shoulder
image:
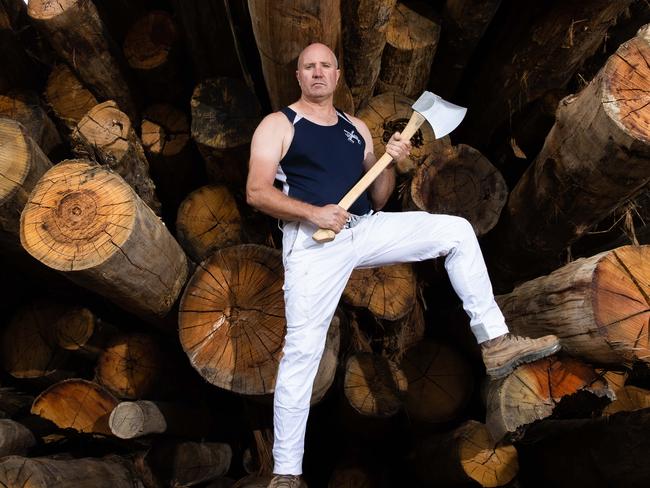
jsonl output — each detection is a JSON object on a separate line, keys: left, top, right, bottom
{"left": 255, "top": 110, "right": 293, "bottom": 135}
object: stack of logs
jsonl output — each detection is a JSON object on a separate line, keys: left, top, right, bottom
{"left": 1, "top": 0, "right": 650, "bottom": 487}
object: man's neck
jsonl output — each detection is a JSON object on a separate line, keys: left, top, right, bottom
{"left": 293, "top": 95, "right": 336, "bottom": 118}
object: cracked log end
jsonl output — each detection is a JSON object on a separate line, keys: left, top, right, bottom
{"left": 20, "top": 159, "right": 135, "bottom": 271}
{"left": 76, "top": 100, "right": 131, "bottom": 158}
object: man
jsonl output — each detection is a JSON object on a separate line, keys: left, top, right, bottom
{"left": 247, "top": 43, "right": 560, "bottom": 488}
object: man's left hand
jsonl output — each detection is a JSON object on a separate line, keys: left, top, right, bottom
{"left": 385, "top": 132, "right": 412, "bottom": 165}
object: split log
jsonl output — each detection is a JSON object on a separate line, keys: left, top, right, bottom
{"left": 44, "top": 64, "right": 98, "bottom": 131}
{"left": 0, "top": 455, "right": 139, "bottom": 487}
{"left": 376, "top": 2, "right": 440, "bottom": 99}
{"left": 603, "top": 385, "right": 650, "bottom": 415}
{"left": 123, "top": 10, "right": 183, "bottom": 104}
{"left": 415, "top": 420, "right": 518, "bottom": 488}
{"left": 140, "top": 441, "right": 232, "bottom": 487}
{"left": 73, "top": 100, "right": 161, "bottom": 214}
{"left": 487, "top": 24, "right": 650, "bottom": 284}
{"left": 356, "top": 92, "right": 438, "bottom": 174}
{"left": 109, "top": 400, "right": 215, "bottom": 439}
{"left": 31, "top": 378, "right": 119, "bottom": 435}
{"left": 27, "top": 0, "right": 137, "bottom": 121}
{"left": 460, "top": 0, "right": 633, "bottom": 149}
{"left": 0, "top": 91, "right": 61, "bottom": 156}
{"left": 52, "top": 307, "right": 116, "bottom": 358}
{"left": 495, "top": 246, "right": 650, "bottom": 366}
{"left": 429, "top": 0, "right": 502, "bottom": 99}
{"left": 341, "top": 0, "right": 398, "bottom": 110}
{"left": 0, "top": 117, "right": 52, "bottom": 247}
{"left": 517, "top": 408, "right": 650, "bottom": 487}
{"left": 343, "top": 352, "right": 407, "bottom": 418}
{"left": 247, "top": 0, "right": 354, "bottom": 113}
{"left": 400, "top": 341, "right": 473, "bottom": 423}
{"left": 0, "top": 387, "right": 33, "bottom": 419}
{"left": 179, "top": 244, "right": 284, "bottom": 395}
{"left": 176, "top": 185, "right": 242, "bottom": 263}
{"left": 95, "top": 333, "right": 166, "bottom": 399}
{"left": 407, "top": 144, "right": 507, "bottom": 236}
{"left": 485, "top": 356, "right": 614, "bottom": 441}
{"left": 1, "top": 300, "right": 70, "bottom": 380}
{"left": 375, "top": 295, "right": 425, "bottom": 362}
{"left": 343, "top": 263, "right": 416, "bottom": 320}
{"left": 0, "top": 419, "right": 36, "bottom": 457}
{"left": 20, "top": 159, "right": 189, "bottom": 320}
{"left": 191, "top": 77, "right": 261, "bottom": 190}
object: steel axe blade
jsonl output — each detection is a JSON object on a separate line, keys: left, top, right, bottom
{"left": 412, "top": 91, "right": 467, "bottom": 139}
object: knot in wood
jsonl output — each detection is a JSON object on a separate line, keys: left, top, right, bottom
{"left": 55, "top": 190, "right": 101, "bottom": 237}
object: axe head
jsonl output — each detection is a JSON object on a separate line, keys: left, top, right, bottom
{"left": 412, "top": 91, "right": 467, "bottom": 139}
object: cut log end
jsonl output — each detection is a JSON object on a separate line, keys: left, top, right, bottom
{"left": 45, "top": 64, "right": 98, "bottom": 127}
{"left": 27, "top": 0, "right": 77, "bottom": 20}
{"left": 76, "top": 101, "right": 131, "bottom": 158}
{"left": 0, "top": 118, "right": 30, "bottom": 203}
{"left": 141, "top": 103, "right": 189, "bottom": 157}
{"left": 124, "top": 11, "right": 177, "bottom": 70}
{"left": 109, "top": 401, "right": 167, "bottom": 439}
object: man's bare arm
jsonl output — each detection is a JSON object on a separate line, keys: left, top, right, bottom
{"left": 246, "top": 113, "right": 351, "bottom": 232}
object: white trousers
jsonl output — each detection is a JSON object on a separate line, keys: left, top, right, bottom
{"left": 272, "top": 211, "right": 508, "bottom": 475}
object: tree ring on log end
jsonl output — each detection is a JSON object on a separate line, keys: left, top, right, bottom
{"left": 20, "top": 159, "right": 136, "bottom": 271}
{"left": 27, "top": 0, "right": 78, "bottom": 20}
{"left": 76, "top": 101, "right": 131, "bottom": 159}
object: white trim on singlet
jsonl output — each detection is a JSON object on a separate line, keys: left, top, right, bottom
{"left": 276, "top": 163, "right": 290, "bottom": 195}
{"left": 336, "top": 109, "right": 352, "bottom": 124}
{"left": 292, "top": 113, "right": 303, "bottom": 125}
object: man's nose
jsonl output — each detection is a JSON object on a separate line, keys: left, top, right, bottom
{"left": 313, "top": 67, "right": 323, "bottom": 77}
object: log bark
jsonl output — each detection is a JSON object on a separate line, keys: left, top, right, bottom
{"left": 517, "top": 408, "right": 650, "bottom": 487}
{"left": 356, "top": 91, "right": 439, "bottom": 174}
{"left": 0, "top": 91, "right": 62, "bottom": 156}
{"left": 0, "top": 419, "right": 37, "bottom": 457}
{"left": 175, "top": 185, "right": 242, "bottom": 263}
{"left": 415, "top": 420, "right": 518, "bottom": 487}
{"left": 485, "top": 356, "right": 614, "bottom": 441}
{"left": 27, "top": 0, "right": 137, "bottom": 121}
{"left": 376, "top": 2, "right": 440, "bottom": 99}
{"left": 247, "top": 0, "right": 354, "bottom": 113}
{"left": 487, "top": 24, "right": 650, "bottom": 284}
{"left": 407, "top": 144, "right": 507, "bottom": 236}
{"left": 343, "top": 352, "right": 407, "bottom": 418}
{"left": 191, "top": 77, "right": 261, "bottom": 190}
{"left": 95, "top": 333, "right": 166, "bottom": 399}
{"left": 123, "top": 10, "right": 183, "bottom": 104}
{"left": 343, "top": 263, "right": 416, "bottom": 320}
{"left": 495, "top": 246, "right": 650, "bottom": 366}
{"left": 73, "top": 100, "right": 161, "bottom": 214}
{"left": 428, "top": 0, "right": 502, "bottom": 99}
{"left": 341, "top": 0, "right": 398, "bottom": 110}
{"left": 31, "top": 378, "right": 119, "bottom": 435}
{"left": 0, "top": 117, "right": 52, "bottom": 247}
{"left": 400, "top": 341, "right": 473, "bottom": 423}
{"left": 44, "top": 64, "right": 98, "bottom": 131}
{"left": 0, "top": 455, "right": 140, "bottom": 487}
{"left": 460, "top": 0, "right": 633, "bottom": 149}
{"left": 20, "top": 159, "right": 189, "bottom": 320}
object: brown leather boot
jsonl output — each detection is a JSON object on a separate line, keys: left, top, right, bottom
{"left": 267, "top": 475, "right": 307, "bottom": 488}
{"left": 481, "top": 333, "right": 561, "bottom": 379}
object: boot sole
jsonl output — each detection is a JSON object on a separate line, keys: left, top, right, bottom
{"left": 486, "top": 342, "right": 561, "bottom": 379}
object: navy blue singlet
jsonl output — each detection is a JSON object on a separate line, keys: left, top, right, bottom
{"left": 276, "top": 106, "right": 372, "bottom": 216}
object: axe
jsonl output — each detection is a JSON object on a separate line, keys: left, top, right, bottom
{"left": 312, "top": 91, "right": 467, "bottom": 243}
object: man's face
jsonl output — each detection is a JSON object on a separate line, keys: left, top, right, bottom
{"left": 296, "top": 45, "right": 340, "bottom": 99}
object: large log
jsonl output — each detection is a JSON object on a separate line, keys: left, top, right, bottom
{"left": 73, "top": 100, "right": 161, "bottom": 214}
{"left": 0, "top": 455, "right": 140, "bottom": 487}
{"left": 44, "top": 64, "right": 98, "bottom": 132}
{"left": 175, "top": 185, "right": 242, "bottom": 263}
{"left": 0, "top": 419, "right": 37, "bottom": 457}
{"left": 375, "top": 295, "right": 425, "bottom": 362}
{"left": 485, "top": 356, "right": 614, "bottom": 441}
{"left": 400, "top": 341, "right": 473, "bottom": 423}
{"left": 414, "top": 420, "right": 518, "bottom": 487}
{"left": 0, "top": 117, "right": 52, "bottom": 247}
{"left": 0, "top": 91, "right": 61, "bottom": 156}
{"left": 20, "top": 159, "right": 189, "bottom": 320}
{"left": 191, "top": 77, "right": 261, "bottom": 191}
{"left": 52, "top": 306, "right": 116, "bottom": 358}
{"left": 356, "top": 91, "right": 438, "bottom": 174}
{"left": 342, "top": 263, "right": 416, "bottom": 320}
{"left": 247, "top": 0, "right": 354, "bottom": 113}
{"left": 496, "top": 246, "right": 650, "bottom": 366}
{"left": 407, "top": 144, "right": 507, "bottom": 236}
{"left": 341, "top": 0, "right": 397, "bottom": 110}
{"left": 31, "top": 378, "right": 119, "bottom": 435}
{"left": 376, "top": 2, "right": 440, "bottom": 99}
{"left": 487, "top": 24, "right": 650, "bottom": 284}
{"left": 27, "top": 0, "right": 137, "bottom": 121}
{"left": 460, "top": 0, "right": 633, "bottom": 149}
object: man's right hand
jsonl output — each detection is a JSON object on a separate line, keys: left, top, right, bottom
{"left": 310, "top": 204, "right": 351, "bottom": 233}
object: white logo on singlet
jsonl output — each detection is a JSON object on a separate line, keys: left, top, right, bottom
{"left": 344, "top": 129, "right": 362, "bottom": 144}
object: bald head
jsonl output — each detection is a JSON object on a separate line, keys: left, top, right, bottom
{"left": 297, "top": 43, "right": 338, "bottom": 69}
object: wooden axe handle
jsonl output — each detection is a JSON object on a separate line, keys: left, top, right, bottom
{"left": 312, "top": 110, "right": 427, "bottom": 243}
